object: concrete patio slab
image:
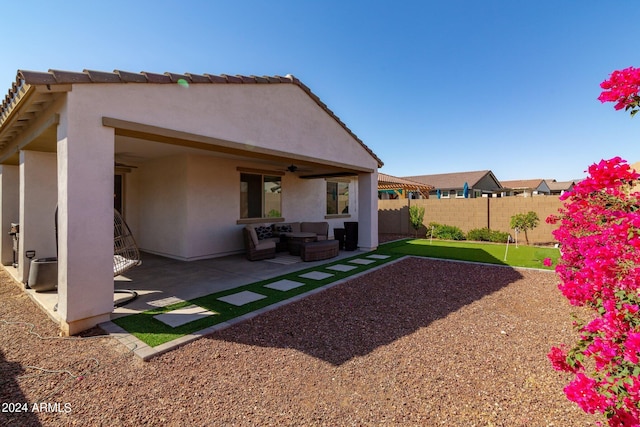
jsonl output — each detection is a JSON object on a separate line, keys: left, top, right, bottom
{"left": 264, "top": 279, "right": 306, "bottom": 291}
{"left": 217, "top": 290, "right": 267, "bottom": 306}
{"left": 153, "top": 304, "right": 218, "bottom": 327}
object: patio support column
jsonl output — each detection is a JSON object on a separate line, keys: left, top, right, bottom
{"left": 0, "top": 165, "right": 19, "bottom": 266}
{"left": 18, "top": 151, "right": 58, "bottom": 282}
{"left": 357, "top": 171, "right": 378, "bottom": 251}
{"left": 56, "top": 105, "right": 114, "bottom": 336}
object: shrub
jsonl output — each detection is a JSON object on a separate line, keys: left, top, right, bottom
{"left": 488, "top": 230, "right": 511, "bottom": 243}
{"left": 466, "top": 227, "right": 511, "bottom": 243}
{"left": 466, "top": 227, "right": 491, "bottom": 241}
{"left": 426, "top": 222, "right": 466, "bottom": 240}
{"left": 547, "top": 157, "right": 640, "bottom": 425}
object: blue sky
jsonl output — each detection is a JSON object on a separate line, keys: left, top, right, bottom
{"left": 1, "top": 0, "right": 639, "bottom": 181}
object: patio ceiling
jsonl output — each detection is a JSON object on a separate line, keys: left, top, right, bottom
{"left": 106, "top": 118, "right": 370, "bottom": 179}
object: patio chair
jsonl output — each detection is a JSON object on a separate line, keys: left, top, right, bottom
{"left": 243, "top": 226, "right": 276, "bottom": 261}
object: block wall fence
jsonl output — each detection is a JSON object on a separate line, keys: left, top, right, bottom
{"left": 378, "top": 196, "right": 565, "bottom": 245}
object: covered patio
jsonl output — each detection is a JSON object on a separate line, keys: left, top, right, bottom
{"left": 0, "top": 69, "right": 382, "bottom": 335}
{"left": 3, "top": 247, "right": 370, "bottom": 324}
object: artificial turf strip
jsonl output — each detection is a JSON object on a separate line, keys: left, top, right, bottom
{"left": 112, "top": 252, "right": 404, "bottom": 347}
{"left": 112, "top": 239, "right": 559, "bottom": 348}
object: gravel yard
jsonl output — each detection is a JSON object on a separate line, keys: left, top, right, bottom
{"left": 1, "top": 251, "right": 599, "bottom": 426}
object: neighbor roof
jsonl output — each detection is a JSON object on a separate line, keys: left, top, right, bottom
{"left": 500, "top": 179, "right": 546, "bottom": 190}
{"left": 0, "top": 69, "right": 383, "bottom": 167}
{"left": 402, "top": 170, "right": 500, "bottom": 190}
{"left": 546, "top": 180, "right": 575, "bottom": 192}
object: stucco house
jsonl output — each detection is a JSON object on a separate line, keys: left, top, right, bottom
{"left": 500, "top": 179, "right": 551, "bottom": 197}
{"left": 0, "top": 69, "right": 382, "bottom": 335}
{"left": 547, "top": 180, "right": 575, "bottom": 196}
{"left": 402, "top": 170, "right": 503, "bottom": 198}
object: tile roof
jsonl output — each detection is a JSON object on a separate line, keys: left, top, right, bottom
{"left": 546, "top": 180, "right": 575, "bottom": 191}
{"left": 402, "top": 170, "right": 498, "bottom": 189}
{"left": 1, "top": 69, "right": 382, "bottom": 167}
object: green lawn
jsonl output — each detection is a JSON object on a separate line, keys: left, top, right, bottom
{"left": 112, "top": 238, "right": 559, "bottom": 348}
{"left": 376, "top": 238, "right": 559, "bottom": 270}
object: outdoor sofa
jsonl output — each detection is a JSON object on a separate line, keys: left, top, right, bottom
{"left": 243, "top": 221, "right": 330, "bottom": 261}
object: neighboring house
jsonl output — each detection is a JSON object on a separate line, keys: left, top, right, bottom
{"left": 377, "top": 173, "right": 434, "bottom": 199}
{"left": 402, "top": 170, "right": 503, "bottom": 198}
{"left": 547, "top": 180, "right": 575, "bottom": 196}
{"left": 0, "top": 69, "right": 382, "bottom": 335}
{"left": 500, "top": 179, "right": 551, "bottom": 197}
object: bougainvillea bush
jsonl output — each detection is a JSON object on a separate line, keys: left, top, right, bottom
{"left": 547, "top": 157, "right": 640, "bottom": 426}
{"left": 598, "top": 66, "right": 640, "bottom": 116}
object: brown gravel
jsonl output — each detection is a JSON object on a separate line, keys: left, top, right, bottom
{"left": 1, "top": 251, "right": 600, "bottom": 426}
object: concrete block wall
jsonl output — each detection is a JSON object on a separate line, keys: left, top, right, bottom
{"left": 379, "top": 196, "right": 564, "bottom": 245}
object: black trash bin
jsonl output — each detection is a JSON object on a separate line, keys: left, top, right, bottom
{"left": 28, "top": 257, "right": 58, "bottom": 292}
{"left": 333, "top": 227, "right": 346, "bottom": 250}
{"left": 344, "top": 221, "right": 358, "bottom": 251}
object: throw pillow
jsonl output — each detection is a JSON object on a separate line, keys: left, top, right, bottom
{"left": 255, "top": 226, "right": 272, "bottom": 240}
{"left": 276, "top": 225, "right": 293, "bottom": 233}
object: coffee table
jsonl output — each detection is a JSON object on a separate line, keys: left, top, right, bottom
{"left": 287, "top": 232, "right": 317, "bottom": 255}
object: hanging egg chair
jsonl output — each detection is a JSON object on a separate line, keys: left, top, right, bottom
{"left": 113, "top": 209, "right": 142, "bottom": 277}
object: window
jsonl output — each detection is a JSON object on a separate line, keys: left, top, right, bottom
{"left": 456, "top": 190, "right": 465, "bottom": 198}
{"left": 240, "top": 172, "right": 281, "bottom": 219}
{"left": 326, "top": 181, "right": 349, "bottom": 215}
{"left": 441, "top": 190, "right": 450, "bottom": 198}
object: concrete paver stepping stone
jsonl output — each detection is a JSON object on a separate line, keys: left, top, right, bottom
{"left": 147, "top": 296, "right": 186, "bottom": 308}
{"left": 326, "top": 264, "right": 358, "bottom": 272}
{"left": 299, "top": 271, "right": 334, "bottom": 280}
{"left": 264, "top": 279, "right": 306, "bottom": 291}
{"left": 217, "top": 290, "right": 267, "bottom": 306}
{"left": 349, "top": 258, "right": 376, "bottom": 265}
{"left": 367, "top": 254, "right": 390, "bottom": 259}
{"left": 153, "top": 305, "right": 217, "bottom": 328}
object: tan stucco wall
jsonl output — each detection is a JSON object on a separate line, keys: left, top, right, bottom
{"left": 0, "top": 165, "right": 19, "bottom": 265}
{"left": 74, "top": 83, "right": 379, "bottom": 172}
{"left": 128, "top": 153, "right": 362, "bottom": 260}
{"left": 19, "top": 151, "right": 58, "bottom": 281}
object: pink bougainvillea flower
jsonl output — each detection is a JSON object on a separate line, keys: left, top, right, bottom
{"left": 543, "top": 257, "right": 553, "bottom": 267}
{"left": 564, "top": 373, "right": 609, "bottom": 414}
{"left": 624, "top": 332, "right": 640, "bottom": 364}
{"left": 548, "top": 346, "right": 580, "bottom": 373}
